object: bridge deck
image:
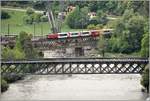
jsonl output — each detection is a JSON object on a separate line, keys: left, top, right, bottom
{"left": 1, "top": 58, "right": 149, "bottom": 75}
{"left": 1, "top": 58, "right": 148, "bottom": 63}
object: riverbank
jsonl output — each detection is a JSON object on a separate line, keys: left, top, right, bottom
{"left": 1, "top": 78, "right": 9, "bottom": 92}
{"left": 1, "top": 73, "right": 25, "bottom": 93}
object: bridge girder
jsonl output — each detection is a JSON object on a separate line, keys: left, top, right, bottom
{"left": 1, "top": 58, "right": 148, "bottom": 75}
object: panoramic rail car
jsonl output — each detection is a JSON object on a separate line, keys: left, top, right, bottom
{"left": 47, "top": 30, "right": 101, "bottom": 39}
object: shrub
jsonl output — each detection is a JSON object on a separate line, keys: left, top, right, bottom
{"left": 2, "top": 73, "right": 24, "bottom": 83}
{"left": 96, "top": 24, "right": 103, "bottom": 29}
{"left": 23, "top": 15, "right": 34, "bottom": 24}
{"left": 1, "top": 11, "right": 10, "bottom": 19}
{"left": 141, "top": 65, "right": 149, "bottom": 92}
{"left": 107, "top": 37, "right": 119, "bottom": 52}
{"left": 13, "top": 48, "right": 25, "bottom": 59}
{"left": 87, "top": 24, "right": 96, "bottom": 30}
{"left": 17, "top": 31, "right": 38, "bottom": 59}
{"left": 98, "top": 15, "right": 108, "bottom": 25}
{"left": 1, "top": 78, "right": 9, "bottom": 92}
{"left": 140, "top": 32, "right": 149, "bottom": 57}
{"left": 34, "top": 13, "right": 42, "bottom": 23}
{"left": 1, "top": 47, "right": 15, "bottom": 60}
{"left": 88, "top": 17, "right": 99, "bottom": 25}
{"left": 66, "top": 6, "right": 89, "bottom": 29}
{"left": 26, "top": 7, "right": 35, "bottom": 15}
{"left": 38, "top": 51, "right": 44, "bottom": 57}
{"left": 40, "top": 15, "right": 48, "bottom": 22}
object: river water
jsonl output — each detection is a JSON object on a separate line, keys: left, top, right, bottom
{"left": 0, "top": 74, "right": 148, "bottom": 100}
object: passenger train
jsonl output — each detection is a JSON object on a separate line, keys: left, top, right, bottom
{"left": 47, "top": 29, "right": 113, "bottom": 39}
{"left": 47, "top": 30, "right": 99, "bottom": 39}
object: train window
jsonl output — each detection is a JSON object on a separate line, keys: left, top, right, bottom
{"left": 71, "top": 33, "right": 78, "bottom": 35}
{"left": 81, "top": 32, "right": 89, "bottom": 34}
{"left": 104, "top": 30, "right": 110, "bottom": 32}
{"left": 59, "top": 33, "right": 68, "bottom": 36}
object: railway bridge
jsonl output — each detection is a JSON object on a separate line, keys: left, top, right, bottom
{"left": 1, "top": 58, "right": 149, "bottom": 75}
{"left": 1, "top": 35, "right": 99, "bottom": 49}
{"left": 1, "top": 35, "right": 100, "bottom": 56}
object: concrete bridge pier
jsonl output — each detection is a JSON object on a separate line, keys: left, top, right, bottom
{"left": 75, "top": 47, "right": 84, "bottom": 57}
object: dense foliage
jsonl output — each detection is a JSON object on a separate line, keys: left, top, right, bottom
{"left": 2, "top": 73, "right": 24, "bottom": 83}
{"left": 66, "top": 6, "right": 89, "bottom": 29}
{"left": 23, "top": 7, "right": 47, "bottom": 24}
{"left": 2, "top": 46, "right": 25, "bottom": 60}
{"left": 1, "top": 31, "right": 41, "bottom": 92}
{"left": 2, "top": 1, "right": 149, "bottom": 16}
{"left": 1, "top": 1, "right": 31, "bottom": 8}
{"left": 140, "top": 23, "right": 149, "bottom": 57}
{"left": 141, "top": 65, "right": 149, "bottom": 92}
{"left": 107, "top": 9, "right": 146, "bottom": 54}
{"left": 2, "top": 31, "right": 39, "bottom": 60}
{"left": 1, "top": 78, "right": 9, "bottom": 92}
{"left": 1, "top": 11, "right": 10, "bottom": 19}
{"left": 16, "top": 31, "right": 38, "bottom": 59}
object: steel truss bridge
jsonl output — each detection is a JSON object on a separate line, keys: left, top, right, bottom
{"left": 1, "top": 58, "right": 149, "bottom": 75}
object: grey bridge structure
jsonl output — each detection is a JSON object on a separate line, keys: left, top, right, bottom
{"left": 1, "top": 35, "right": 99, "bottom": 56}
{"left": 1, "top": 35, "right": 99, "bottom": 51}
{"left": 1, "top": 58, "right": 149, "bottom": 75}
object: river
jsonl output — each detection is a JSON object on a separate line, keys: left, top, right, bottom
{"left": 0, "top": 74, "right": 148, "bottom": 100}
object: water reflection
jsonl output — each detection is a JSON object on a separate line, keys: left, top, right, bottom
{"left": 0, "top": 74, "right": 148, "bottom": 100}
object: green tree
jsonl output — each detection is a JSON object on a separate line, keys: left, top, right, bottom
{"left": 26, "top": 7, "right": 35, "bottom": 15}
{"left": 88, "top": 1, "right": 99, "bottom": 12}
{"left": 23, "top": 15, "right": 34, "bottom": 24}
{"left": 1, "top": 41, "right": 25, "bottom": 60}
{"left": 66, "top": 6, "right": 89, "bottom": 29}
{"left": 34, "top": 13, "right": 42, "bottom": 23}
{"left": 127, "top": 1, "right": 149, "bottom": 17}
{"left": 80, "top": 6, "right": 90, "bottom": 28}
{"left": 140, "top": 32, "right": 149, "bottom": 57}
{"left": 87, "top": 24, "right": 96, "bottom": 30}
{"left": 17, "top": 31, "right": 37, "bottom": 59}
{"left": 33, "top": 1, "right": 45, "bottom": 10}
{"left": 108, "top": 9, "right": 146, "bottom": 53}
{"left": 98, "top": 35, "right": 106, "bottom": 57}
{"left": 13, "top": 48, "right": 25, "bottom": 59}
{"left": 40, "top": 15, "right": 48, "bottom": 22}
{"left": 96, "top": 10, "right": 108, "bottom": 25}
{"left": 1, "top": 11, "right": 10, "bottom": 19}
{"left": 96, "top": 24, "right": 103, "bottom": 29}
{"left": 87, "top": 24, "right": 103, "bottom": 30}
{"left": 66, "top": 6, "right": 80, "bottom": 28}
{"left": 88, "top": 17, "right": 99, "bottom": 25}
{"left": 1, "top": 47, "right": 15, "bottom": 60}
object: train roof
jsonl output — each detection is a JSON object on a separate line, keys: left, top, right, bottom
{"left": 102, "top": 29, "right": 114, "bottom": 31}
{"left": 57, "top": 32, "right": 68, "bottom": 34}
{"left": 80, "top": 30, "right": 90, "bottom": 32}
